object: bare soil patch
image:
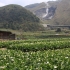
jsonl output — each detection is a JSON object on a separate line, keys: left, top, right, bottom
{"left": 0, "top": 48, "right": 7, "bottom": 50}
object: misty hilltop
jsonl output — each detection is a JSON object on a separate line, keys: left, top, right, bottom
{"left": 0, "top": 4, "right": 44, "bottom": 31}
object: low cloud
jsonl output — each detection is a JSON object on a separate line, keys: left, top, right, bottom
{"left": 0, "top": 2, "right": 5, "bottom": 7}
{"left": 0, "top": 0, "right": 56, "bottom": 7}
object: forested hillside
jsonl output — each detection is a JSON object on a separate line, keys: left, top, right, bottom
{"left": 0, "top": 4, "right": 44, "bottom": 31}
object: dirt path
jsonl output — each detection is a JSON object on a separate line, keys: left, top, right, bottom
{"left": 0, "top": 48, "right": 7, "bottom": 50}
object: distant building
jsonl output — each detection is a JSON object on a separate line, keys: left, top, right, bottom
{"left": 0, "top": 31, "right": 15, "bottom": 40}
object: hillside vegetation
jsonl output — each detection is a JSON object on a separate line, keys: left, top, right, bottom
{"left": 25, "top": 0, "right": 70, "bottom": 25}
{"left": 25, "top": 1, "right": 59, "bottom": 20}
{"left": 52, "top": 0, "right": 70, "bottom": 25}
{"left": 0, "top": 4, "right": 44, "bottom": 31}
{"left": 25, "top": 2, "right": 46, "bottom": 12}
{"left": 25, "top": 3, "right": 39, "bottom": 9}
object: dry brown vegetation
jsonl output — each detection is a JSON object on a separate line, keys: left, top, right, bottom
{"left": 52, "top": 0, "right": 70, "bottom": 25}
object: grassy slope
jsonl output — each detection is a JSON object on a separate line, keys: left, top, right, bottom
{"left": 52, "top": 0, "right": 70, "bottom": 25}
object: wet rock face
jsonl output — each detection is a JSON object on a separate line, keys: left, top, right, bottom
{"left": 33, "top": 1, "right": 57, "bottom": 20}
{"left": 34, "top": 6, "right": 56, "bottom": 19}
{"left": 49, "top": 7, "right": 56, "bottom": 15}
{"left": 45, "top": 7, "right": 56, "bottom": 19}
{"left": 25, "top": 1, "right": 59, "bottom": 20}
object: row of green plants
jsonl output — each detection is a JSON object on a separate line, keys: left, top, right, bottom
{"left": 0, "top": 38, "right": 70, "bottom": 51}
{"left": 7, "top": 41, "right": 70, "bottom": 52}
{"left": 0, "top": 48, "right": 70, "bottom": 70}
{"left": 22, "top": 34, "right": 70, "bottom": 39}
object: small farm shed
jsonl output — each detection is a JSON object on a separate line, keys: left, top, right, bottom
{"left": 0, "top": 31, "right": 15, "bottom": 40}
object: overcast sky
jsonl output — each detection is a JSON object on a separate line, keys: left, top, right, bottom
{"left": 0, "top": 0, "right": 56, "bottom": 7}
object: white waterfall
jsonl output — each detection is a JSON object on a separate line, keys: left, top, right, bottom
{"left": 43, "top": 2, "right": 49, "bottom": 18}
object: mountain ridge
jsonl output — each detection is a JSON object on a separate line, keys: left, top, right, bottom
{"left": 25, "top": 1, "right": 59, "bottom": 20}
{"left": 25, "top": 0, "right": 70, "bottom": 25}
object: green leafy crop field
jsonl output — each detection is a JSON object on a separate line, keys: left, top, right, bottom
{"left": 0, "top": 38, "right": 70, "bottom": 70}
